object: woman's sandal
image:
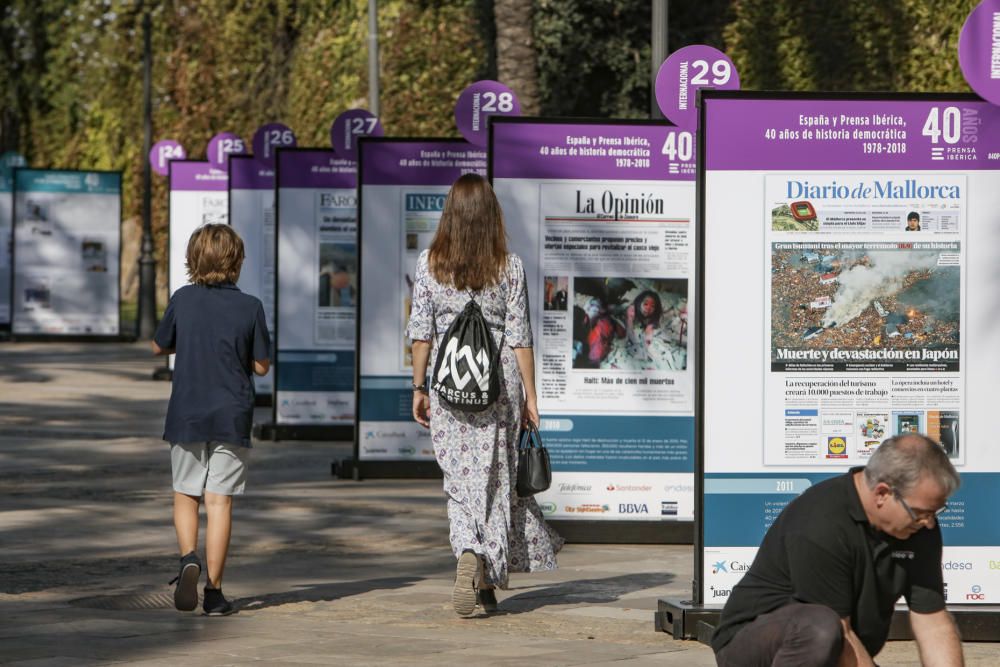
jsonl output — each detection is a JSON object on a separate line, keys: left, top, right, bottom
{"left": 453, "top": 550, "right": 482, "bottom": 617}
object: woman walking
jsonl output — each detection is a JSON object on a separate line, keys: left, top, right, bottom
{"left": 406, "top": 173, "right": 563, "bottom": 617}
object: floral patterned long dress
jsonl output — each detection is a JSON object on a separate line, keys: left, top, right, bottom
{"left": 405, "top": 250, "right": 563, "bottom": 588}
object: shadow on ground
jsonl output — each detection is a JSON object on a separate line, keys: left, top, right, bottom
{"left": 501, "top": 572, "right": 675, "bottom": 613}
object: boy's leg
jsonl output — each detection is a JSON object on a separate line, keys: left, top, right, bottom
{"left": 203, "top": 442, "right": 249, "bottom": 590}
{"left": 169, "top": 442, "right": 209, "bottom": 612}
{"left": 204, "top": 491, "right": 232, "bottom": 588}
{"left": 173, "top": 492, "right": 200, "bottom": 554}
{"left": 170, "top": 442, "right": 210, "bottom": 554}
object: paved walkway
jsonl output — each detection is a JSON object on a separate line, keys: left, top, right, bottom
{"left": 0, "top": 342, "right": 997, "bottom": 665}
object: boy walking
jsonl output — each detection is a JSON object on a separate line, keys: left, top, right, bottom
{"left": 152, "top": 224, "right": 270, "bottom": 616}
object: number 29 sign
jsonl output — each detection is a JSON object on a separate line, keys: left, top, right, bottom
{"left": 655, "top": 45, "right": 740, "bottom": 129}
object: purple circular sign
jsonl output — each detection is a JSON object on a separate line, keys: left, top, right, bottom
{"left": 252, "top": 123, "right": 296, "bottom": 168}
{"left": 655, "top": 45, "right": 740, "bottom": 129}
{"left": 330, "top": 109, "right": 384, "bottom": 161}
{"left": 959, "top": 0, "right": 1000, "bottom": 105}
{"left": 149, "top": 140, "right": 186, "bottom": 176}
{"left": 454, "top": 80, "right": 521, "bottom": 147}
{"left": 206, "top": 132, "right": 246, "bottom": 172}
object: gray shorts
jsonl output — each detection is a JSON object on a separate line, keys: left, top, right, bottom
{"left": 170, "top": 441, "right": 250, "bottom": 496}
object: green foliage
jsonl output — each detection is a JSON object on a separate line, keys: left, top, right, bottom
{"left": 724, "top": 0, "right": 979, "bottom": 92}
{"left": 0, "top": 0, "right": 485, "bottom": 306}
{"left": 534, "top": 0, "right": 652, "bottom": 118}
{"left": 0, "top": 0, "right": 990, "bottom": 310}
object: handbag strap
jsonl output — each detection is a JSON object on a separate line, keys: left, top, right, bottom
{"left": 520, "top": 422, "right": 542, "bottom": 449}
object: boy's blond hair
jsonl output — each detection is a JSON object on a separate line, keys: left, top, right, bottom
{"left": 185, "top": 224, "right": 244, "bottom": 285}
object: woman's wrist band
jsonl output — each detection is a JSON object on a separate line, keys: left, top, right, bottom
{"left": 412, "top": 382, "right": 428, "bottom": 392}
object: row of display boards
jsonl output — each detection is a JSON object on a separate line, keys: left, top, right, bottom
{"left": 0, "top": 168, "right": 122, "bottom": 338}
{"left": 148, "top": 92, "right": 1000, "bottom": 619}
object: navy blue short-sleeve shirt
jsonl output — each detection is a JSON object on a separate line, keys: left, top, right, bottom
{"left": 154, "top": 283, "right": 270, "bottom": 447}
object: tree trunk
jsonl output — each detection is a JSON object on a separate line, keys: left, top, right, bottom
{"left": 493, "top": 0, "right": 539, "bottom": 114}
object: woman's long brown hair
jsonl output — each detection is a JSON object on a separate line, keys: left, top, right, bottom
{"left": 428, "top": 173, "right": 508, "bottom": 290}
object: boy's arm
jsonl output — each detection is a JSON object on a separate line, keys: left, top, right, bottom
{"left": 251, "top": 303, "right": 271, "bottom": 376}
{"left": 151, "top": 340, "right": 174, "bottom": 355}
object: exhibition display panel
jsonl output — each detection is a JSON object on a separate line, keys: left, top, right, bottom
{"left": 490, "top": 117, "right": 696, "bottom": 541}
{"left": 697, "top": 92, "right": 1000, "bottom": 609}
{"left": 0, "top": 169, "right": 12, "bottom": 327}
{"left": 229, "top": 155, "right": 275, "bottom": 395}
{"left": 355, "top": 137, "right": 487, "bottom": 476}
{"left": 273, "top": 148, "right": 357, "bottom": 440}
{"left": 165, "top": 160, "right": 229, "bottom": 370}
{"left": 11, "top": 168, "right": 121, "bottom": 337}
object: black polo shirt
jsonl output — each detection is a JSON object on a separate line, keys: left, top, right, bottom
{"left": 154, "top": 283, "right": 270, "bottom": 447}
{"left": 712, "top": 468, "right": 945, "bottom": 657}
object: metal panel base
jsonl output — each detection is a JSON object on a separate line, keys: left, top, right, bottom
{"left": 549, "top": 520, "right": 692, "bottom": 544}
{"left": 655, "top": 598, "right": 722, "bottom": 640}
{"left": 254, "top": 423, "right": 353, "bottom": 442}
{"left": 333, "top": 458, "right": 443, "bottom": 480}
{"left": 888, "top": 605, "right": 1000, "bottom": 641}
{"left": 656, "top": 598, "right": 1000, "bottom": 643}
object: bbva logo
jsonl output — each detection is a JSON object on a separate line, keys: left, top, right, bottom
{"left": 618, "top": 503, "right": 649, "bottom": 514}
{"left": 436, "top": 339, "right": 491, "bottom": 391}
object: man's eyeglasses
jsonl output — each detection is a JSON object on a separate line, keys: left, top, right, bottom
{"left": 892, "top": 488, "right": 947, "bottom": 523}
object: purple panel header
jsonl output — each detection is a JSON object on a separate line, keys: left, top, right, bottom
{"left": 491, "top": 122, "right": 694, "bottom": 181}
{"left": 277, "top": 150, "right": 357, "bottom": 189}
{"left": 169, "top": 161, "right": 228, "bottom": 191}
{"left": 229, "top": 157, "right": 274, "bottom": 190}
{"left": 360, "top": 141, "right": 486, "bottom": 186}
{"left": 705, "top": 98, "right": 1000, "bottom": 170}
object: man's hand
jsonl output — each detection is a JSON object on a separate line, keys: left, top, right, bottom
{"left": 910, "top": 609, "right": 963, "bottom": 666}
{"left": 837, "top": 618, "right": 876, "bottom": 667}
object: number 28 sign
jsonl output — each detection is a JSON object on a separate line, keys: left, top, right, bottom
{"left": 455, "top": 80, "right": 521, "bottom": 147}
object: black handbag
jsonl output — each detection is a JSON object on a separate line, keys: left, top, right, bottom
{"left": 516, "top": 423, "right": 551, "bottom": 497}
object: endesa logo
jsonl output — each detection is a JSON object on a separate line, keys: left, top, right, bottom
{"left": 709, "top": 586, "right": 732, "bottom": 599}
{"left": 943, "top": 561, "right": 973, "bottom": 571}
{"left": 966, "top": 585, "right": 986, "bottom": 601}
{"left": 618, "top": 503, "right": 649, "bottom": 514}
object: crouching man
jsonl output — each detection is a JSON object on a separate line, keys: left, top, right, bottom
{"left": 712, "top": 434, "right": 963, "bottom": 666}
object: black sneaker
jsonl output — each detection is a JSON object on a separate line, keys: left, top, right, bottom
{"left": 478, "top": 588, "right": 498, "bottom": 613}
{"left": 202, "top": 586, "right": 235, "bottom": 616}
{"left": 168, "top": 551, "right": 201, "bottom": 612}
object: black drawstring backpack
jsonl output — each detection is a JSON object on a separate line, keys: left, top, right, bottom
{"left": 431, "top": 296, "right": 504, "bottom": 411}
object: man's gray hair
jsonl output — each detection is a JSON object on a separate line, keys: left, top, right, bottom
{"left": 863, "top": 433, "right": 961, "bottom": 496}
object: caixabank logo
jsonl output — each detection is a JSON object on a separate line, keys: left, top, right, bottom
{"left": 712, "top": 560, "right": 751, "bottom": 575}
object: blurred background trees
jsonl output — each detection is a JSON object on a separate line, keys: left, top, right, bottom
{"left": 0, "top": 0, "right": 980, "bottom": 316}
